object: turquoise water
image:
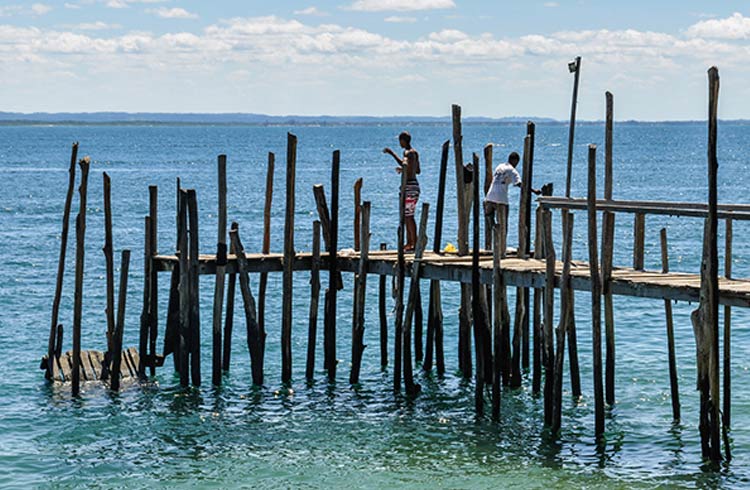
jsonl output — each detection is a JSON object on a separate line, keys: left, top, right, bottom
{"left": 1, "top": 122, "right": 750, "bottom": 488}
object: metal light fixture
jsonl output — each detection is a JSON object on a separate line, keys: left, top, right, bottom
{"left": 568, "top": 59, "right": 578, "bottom": 73}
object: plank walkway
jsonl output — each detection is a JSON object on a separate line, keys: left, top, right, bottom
{"left": 152, "top": 249, "right": 750, "bottom": 308}
{"left": 42, "top": 348, "right": 140, "bottom": 384}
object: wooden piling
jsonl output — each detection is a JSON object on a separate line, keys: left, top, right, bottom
{"left": 258, "top": 152, "right": 275, "bottom": 362}
{"left": 281, "top": 133, "right": 297, "bottom": 385}
{"left": 552, "top": 213, "right": 574, "bottom": 434}
{"left": 72, "top": 156, "right": 90, "bottom": 397}
{"left": 177, "top": 190, "right": 189, "bottom": 387}
{"left": 483, "top": 143, "right": 493, "bottom": 250}
{"left": 565, "top": 56, "right": 581, "bottom": 198}
{"left": 452, "top": 104, "right": 473, "bottom": 378}
{"left": 415, "top": 285, "right": 423, "bottom": 366}
{"left": 587, "top": 144, "right": 605, "bottom": 439}
{"left": 306, "top": 221, "right": 322, "bottom": 381}
{"left": 223, "top": 222, "right": 238, "bottom": 371}
{"left": 165, "top": 178, "right": 181, "bottom": 372}
{"left": 394, "top": 163, "right": 406, "bottom": 392}
{"left": 492, "top": 223, "right": 509, "bottom": 419}
{"left": 660, "top": 228, "right": 680, "bottom": 421}
{"left": 47, "top": 142, "right": 78, "bottom": 378}
{"left": 565, "top": 218, "right": 582, "bottom": 399}
{"left": 532, "top": 204, "right": 543, "bottom": 395}
{"left": 148, "top": 185, "right": 158, "bottom": 377}
{"left": 603, "top": 92, "right": 616, "bottom": 406}
{"left": 541, "top": 209, "right": 555, "bottom": 425}
{"left": 472, "top": 167, "right": 487, "bottom": 415}
{"left": 521, "top": 122, "right": 535, "bottom": 370}
{"left": 103, "top": 172, "right": 115, "bottom": 357}
{"left": 325, "top": 151, "right": 341, "bottom": 382}
{"left": 350, "top": 202, "right": 371, "bottom": 384}
{"left": 187, "top": 189, "right": 201, "bottom": 386}
{"left": 211, "top": 155, "right": 227, "bottom": 386}
{"left": 110, "top": 250, "right": 131, "bottom": 391}
{"left": 354, "top": 178, "right": 363, "bottom": 251}
{"left": 403, "top": 202, "right": 429, "bottom": 396}
{"left": 723, "top": 218, "right": 732, "bottom": 428}
{"left": 379, "top": 242, "right": 389, "bottom": 369}
{"left": 426, "top": 140, "right": 450, "bottom": 375}
{"left": 229, "top": 227, "right": 264, "bottom": 386}
{"left": 498, "top": 208, "right": 511, "bottom": 386}
{"left": 139, "top": 216, "right": 152, "bottom": 380}
{"left": 633, "top": 213, "right": 645, "bottom": 270}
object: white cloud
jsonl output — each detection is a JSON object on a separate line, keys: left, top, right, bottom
{"left": 686, "top": 12, "right": 750, "bottom": 40}
{"left": 64, "top": 2, "right": 81, "bottom": 8}
{"left": 69, "top": 21, "right": 122, "bottom": 30}
{"left": 106, "top": 0, "right": 166, "bottom": 8}
{"left": 147, "top": 7, "right": 198, "bottom": 19}
{"left": 294, "top": 7, "right": 327, "bottom": 16}
{"left": 31, "top": 3, "right": 52, "bottom": 15}
{"left": 347, "top": 0, "right": 455, "bottom": 12}
{"left": 385, "top": 16, "right": 417, "bottom": 23}
{"left": 543, "top": 2, "right": 559, "bottom": 7}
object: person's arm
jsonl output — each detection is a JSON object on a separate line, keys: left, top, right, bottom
{"left": 383, "top": 147, "right": 404, "bottom": 166}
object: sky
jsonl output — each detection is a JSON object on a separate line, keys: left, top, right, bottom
{"left": 1, "top": 0, "right": 750, "bottom": 120}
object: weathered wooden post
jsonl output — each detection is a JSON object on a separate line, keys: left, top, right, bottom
{"left": 223, "top": 222, "right": 238, "bottom": 371}
{"left": 47, "top": 142, "right": 78, "bottom": 378}
{"left": 211, "top": 155, "right": 227, "bottom": 386}
{"left": 72, "top": 156, "right": 90, "bottom": 397}
{"left": 281, "top": 133, "right": 297, "bottom": 385}
{"left": 452, "top": 104, "right": 473, "bottom": 378}
{"left": 103, "top": 172, "right": 115, "bottom": 358}
{"left": 258, "top": 152, "right": 274, "bottom": 362}
{"left": 660, "top": 228, "right": 680, "bottom": 421}
{"left": 633, "top": 213, "right": 645, "bottom": 270}
{"left": 521, "top": 121, "right": 535, "bottom": 370}
{"left": 587, "top": 144, "right": 605, "bottom": 439}
{"left": 325, "top": 151, "right": 341, "bottom": 382}
{"left": 552, "top": 214, "right": 574, "bottom": 434}
{"left": 306, "top": 221, "right": 321, "bottom": 381}
{"left": 177, "top": 190, "right": 189, "bottom": 387}
{"left": 541, "top": 209, "right": 555, "bottom": 425}
{"left": 229, "top": 226, "right": 264, "bottom": 386}
{"left": 723, "top": 218, "right": 732, "bottom": 428}
{"left": 148, "top": 185, "right": 158, "bottom": 377}
{"left": 394, "top": 162, "right": 406, "bottom": 392}
{"left": 491, "top": 223, "right": 508, "bottom": 420}
{"left": 565, "top": 56, "right": 581, "bottom": 198}
{"left": 187, "top": 189, "right": 201, "bottom": 386}
{"left": 139, "top": 216, "right": 152, "bottom": 380}
{"left": 379, "top": 242, "right": 389, "bottom": 369}
{"left": 603, "top": 91, "right": 616, "bottom": 406}
{"left": 426, "top": 140, "right": 449, "bottom": 375}
{"left": 110, "top": 250, "right": 131, "bottom": 392}
{"left": 165, "top": 178, "right": 181, "bottom": 372}
{"left": 350, "top": 202, "right": 371, "bottom": 384}
{"left": 403, "top": 202, "right": 429, "bottom": 396}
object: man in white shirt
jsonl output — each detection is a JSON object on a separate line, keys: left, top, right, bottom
{"left": 485, "top": 151, "right": 541, "bottom": 250}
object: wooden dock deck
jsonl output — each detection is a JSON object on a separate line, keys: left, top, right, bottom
{"left": 152, "top": 250, "right": 750, "bottom": 308}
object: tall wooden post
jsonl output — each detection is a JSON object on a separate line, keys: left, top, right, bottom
{"left": 587, "top": 144, "right": 604, "bottom": 439}
{"left": 223, "top": 222, "right": 238, "bottom": 371}
{"left": 71, "top": 157, "right": 90, "bottom": 397}
{"left": 47, "top": 143, "right": 78, "bottom": 378}
{"left": 603, "top": 91, "right": 616, "bottom": 406}
{"left": 258, "top": 152, "right": 274, "bottom": 365}
{"left": 552, "top": 214, "right": 574, "bottom": 434}
{"left": 565, "top": 56, "right": 581, "bottom": 198}
{"left": 148, "top": 185, "right": 158, "bottom": 377}
{"left": 177, "top": 190, "right": 189, "bottom": 387}
{"left": 403, "top": 203, "right": 429, "bottom": 396}
{"left": 187, "top": 189, "right": 201, "bottom": 386}
{"left": 103, "top": 172, "right": 115, "bottom": 357}
{"left": 325, "top": 151, "right": 341, "bottom": 382}
{"left": 379, "top": 242, "right": 389, "bottom": 370}
{"left": 139, "top": 216, "right": 152, "bottom": 380}
{"left": 541, "top": 209, "right": 555, "bottom": 425}
{"left": 394, "top": 159, "right": 407, "bottom": 392}
{"left": 281, "top": 133, "right": 297, "bottom": 385}
{"left": 350, "top": 202, "right": 371, "bottom": 384}
{"left": 633, "top": 213, "right": 646, "bottom": 270}
{"left": 426, "top": 140, "right": 449, "bottom": 375}
{"left": 353, "top": 178, "right": 363, "bottom": 251}
{"left": 723, "top": 218, "right": 732, "bottom": 429}
{"left": 211, "top": 155, "right": 227, "bottom": 386}
{"left": 521, "top": 121, "right": 535, "bottom": 370}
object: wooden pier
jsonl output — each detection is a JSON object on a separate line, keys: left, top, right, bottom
{"left": 41, "top": 65, "right": 736, "bottom": 466}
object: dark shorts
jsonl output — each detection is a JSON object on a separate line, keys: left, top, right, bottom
{"left": 404, "top": 179, "right": 420, "bottom": 217}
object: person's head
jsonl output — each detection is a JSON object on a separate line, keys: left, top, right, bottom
{"left": 398, "top": 131, "right": 412, "bottom": 149}
{"left": 508, "top": 152, "right": 520, "bottom": 167}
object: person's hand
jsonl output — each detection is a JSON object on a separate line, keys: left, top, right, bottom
{"left": 532, "top": 188, "right": 542, "bottom": 196}
{"left": 395, "top": 167, "right": 402, "bottom": 174}
{"left": 383, "top": 147, "right": 393, "bottom": 155}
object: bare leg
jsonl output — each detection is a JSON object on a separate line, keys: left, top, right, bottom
{"left": 406, "top": 217, "right": 417, "bottom": 250}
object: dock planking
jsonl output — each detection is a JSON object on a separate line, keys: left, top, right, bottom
{"left": 41, "top": 348, "right": 140, "bottom": 385}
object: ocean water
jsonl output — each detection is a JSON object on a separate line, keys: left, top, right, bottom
{"left": 1, "top": 122, "right": 750, "bottom": 489}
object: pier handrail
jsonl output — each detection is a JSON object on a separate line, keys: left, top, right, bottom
{"left": 538, "top": 196, "right": 750, "bottom": 220}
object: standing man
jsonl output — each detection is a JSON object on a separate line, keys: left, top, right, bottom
{"left": 383, "top": 131, "right": 420, "bottom": 251}
{"left": 485, "top": 151, "right": 540, "bottom": 253}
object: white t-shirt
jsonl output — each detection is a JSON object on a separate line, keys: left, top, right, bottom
{"left": 485, "top": 163, "right": 521, "bottom": 204}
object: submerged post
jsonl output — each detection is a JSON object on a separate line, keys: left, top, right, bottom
{"left": 603, "top": 91, "right": 616, "bottom": 406}
{"left": 281, "top": 133, "right": 297, "bottom": 385}
{"left": 403, "top": 202, "right": 429, "bottom": 396}
{"left": 379, "top": 242, "right": 388, "bottom": 370}
{"left": 306, "top": 221, "right": 322, "bottom": 381}
{"left": 723, "top": 218, "right": 732, "bottom": 429}
{"left": 541, "top": 209, "right": 555, "bottom": 425}
{"left": 350, "top": 202, "right": 371, "bottom": 385}
{"left": 72, "top": 157, "right": 91, "bottom": 397}
{"left": 177, "top": 190, "right": 189, "bottom": 387}
{"left": 223, "top": 222, "right": 238, "bottom": 371}
{"left": 103, "top": 172, "right": 115, "bottom": 357}
{"left": 587, "top": 144, "right": 605, "bottom": 439}
{"left": 187, "top": 189, "right": 201, "bottom": 386}
{"left": 325, "top": 150, "right": 341, "bottom": 382}
{"left": 139, "top": 216, "right": 152, "bottom": 380}
{"left": 148, "top": 185, "right": 158, "bottom": 377}
{"left": 258, "top": 152, "right": 274, "bottom": 367}
{"left": 552, "top": 213, "right": 574, "bottom": 434}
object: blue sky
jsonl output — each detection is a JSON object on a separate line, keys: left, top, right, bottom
{"left": 1, "top": 0, "right": 750, "bottom": 119}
